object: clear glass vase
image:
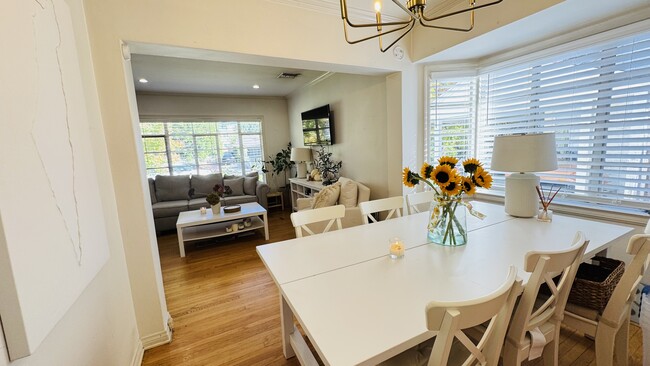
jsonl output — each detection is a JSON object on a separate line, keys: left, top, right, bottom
{"left": 428, "top": 197, "right": 467, "bottom": 246}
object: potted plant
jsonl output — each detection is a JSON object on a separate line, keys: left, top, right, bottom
{"left": 206, "top": 184, "right": 231, "bottom": 214}
{"left": 262, "top": 142, "right": 295, "bottom": 190}
{"left": 313, "top": 146, "right": 342, "bottom": 186}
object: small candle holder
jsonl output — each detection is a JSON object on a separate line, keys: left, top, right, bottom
{"left": 200, "top": 207, "right": 207, "bottom": 215}
{"left": 536, "top": 185, "right": 561, "bottom": 223}
{"left": 389, "top": 237, "right": 405, "bottom": 259}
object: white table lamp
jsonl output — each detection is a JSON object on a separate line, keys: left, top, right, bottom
{"left": 491, "top": 133, "right": 558, "bottom": 217}
{"left": 290, "top": 147, "right": 312, "bottom": 179}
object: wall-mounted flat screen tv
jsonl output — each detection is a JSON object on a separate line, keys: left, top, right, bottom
{"left": 301, "top": 104, "right": 334, "bottom": 146}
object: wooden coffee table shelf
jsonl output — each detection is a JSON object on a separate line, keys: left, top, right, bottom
{"left": 176, "top": 202, "right": 269, "bottom": 257}
{"left": 182, "top": 217, "right": 265, "bottom": 241}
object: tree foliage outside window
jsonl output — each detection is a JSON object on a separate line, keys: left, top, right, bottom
{"left": 140, "top": 120, "right": 264, "bottom": 178}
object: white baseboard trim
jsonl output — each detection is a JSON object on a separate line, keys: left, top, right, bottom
{"left": 141, "top": 325, "right": 173, "bottom": 350}
{"left": 131, "top": 339, "right": 144, "bottom": 366}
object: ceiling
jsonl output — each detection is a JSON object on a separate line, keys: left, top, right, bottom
{"left": 132, "top": 0, "right": 650, "bottom": 97}
{"left": 131, "top": 55, "right": 330, "bottom": 97}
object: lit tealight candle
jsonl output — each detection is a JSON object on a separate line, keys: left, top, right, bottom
{"left": 389, "top": 237, "right": 405, "bottom": 259}
{"left": 200, "top": 207, "right": 207, "bottom": 215}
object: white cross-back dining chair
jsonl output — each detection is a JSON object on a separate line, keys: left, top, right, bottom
{"left": 406, "top": 191, "right": 437, "bottom": 215}
{"left": 290, "top": 204, "right": 345, "bottom": 238}
{"left": 563, "top": 220, "right": 650, "bottom": 366}
{"left": 380, "top": 267, "right": 522, "bottom": 366}
{"left": 358, "top": 196, "right": 404, "bottom": 224}
{"left": 503, "top": 232, "right": 588, "bottom": 366}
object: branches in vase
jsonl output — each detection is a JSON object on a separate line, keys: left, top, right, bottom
{"left": 536, "top": 184, "right": 561, "bottom": 211}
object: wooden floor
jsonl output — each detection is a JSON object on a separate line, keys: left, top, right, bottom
{"left": 142, "top": 209, "right": 645, "bottom": 366}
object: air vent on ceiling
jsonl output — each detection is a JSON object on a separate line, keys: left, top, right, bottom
{"left": 277, "top": 72, "right": 302, "bottom": 79}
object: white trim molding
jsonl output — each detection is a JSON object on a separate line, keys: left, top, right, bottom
{"left": 130, "top": 339, "right": 144, "bottom": 366}
{"left": 141, "top": 322, "right": 173, "bottom": 350}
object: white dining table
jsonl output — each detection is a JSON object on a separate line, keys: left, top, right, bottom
{"left": 256, "top": 201, "right": 633, "bottom": 366}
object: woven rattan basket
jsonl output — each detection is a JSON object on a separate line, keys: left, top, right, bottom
{"left": 568, "top": 256, "right": 625, "bottom": 312}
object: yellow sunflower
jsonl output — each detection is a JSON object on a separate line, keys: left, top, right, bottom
{"left": 461, "top": 176, "right": 476, "bottom": 195}
{"left": 442, "top": 176, "right": 463, "bottom": 196}
{"left": 431, "top": 164, "right": 454, "bottom": 188}
{"left": 402, "top": 167, "right": 419, "bottom": 187}
{"left": 420, "top": 162, "right": 434, "bottom": 179}
{"left": 438, "top": 156, "right": 459, "bottom": 168}
{"left": 473, "top": 167, "right": 493, "bottom": 189}
{"left": 462, "top": 158, "right": 482, "bottom": 174}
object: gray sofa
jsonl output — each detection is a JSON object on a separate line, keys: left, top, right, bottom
{"left": 148, "top": 172, "right": 270, "bottom": 233}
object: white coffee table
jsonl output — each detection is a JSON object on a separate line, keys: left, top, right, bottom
{"left": 176, "top": 202, "right": 269, "bottom": 257}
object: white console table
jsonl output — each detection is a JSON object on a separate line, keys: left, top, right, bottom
{"left": 288, "top": 178, "right": 325, "bottom": 211}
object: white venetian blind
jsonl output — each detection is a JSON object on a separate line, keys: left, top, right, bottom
{"left": 426, "top": 77, "right": 477, "bottom": 164}
{"left": 476, "top": 32, "right": 650, "bottom": 208}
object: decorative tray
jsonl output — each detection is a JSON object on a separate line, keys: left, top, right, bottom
{"left": 223, "top": 205, "right": 241, "bottom": 213}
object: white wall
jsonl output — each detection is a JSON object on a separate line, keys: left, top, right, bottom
{"left": 410, "top": 0, "right": 564, "bottom": 61}
{"left": 135, "top": 93, "right": 291, "bottom": 187}
{"left": 81, "top": 0, "right": 420, "bottom": 342}
{"left": 288, "top": 73, "right": 391, "bottom": 199}
{"left": 0, "top": 0, "right": 140, "bottom": 364}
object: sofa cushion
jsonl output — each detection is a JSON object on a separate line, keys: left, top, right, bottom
{"left": 151, "top": 200, "right": 189, "bottom": 218}
{"left": 191, "top": 173, "right": 223, "bottom": 198}
{"left": 222, "top": 195, "right": 257, "bottom": 206}
{"left": 155, "top": 175, "right": 191, "bottom": 201}
{"left": 148, "top": 178, "right": 157, "bottom": 204}
{"left": 312, "top": 182, "right": 341, "bottom": 209}
{"left": 339, "top": 180, "right": 358, "bottom": 208}
{"left": 188, "top": 198, "right": 210, "bottom": 211}
{"left": 224, "top": 177, "right": 245, "bottom": 196}
{"left": 244, "top": 175, "right": 259, "bottom": 195}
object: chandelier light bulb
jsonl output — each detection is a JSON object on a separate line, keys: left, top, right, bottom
{"left": 374, "top": 1, "right": 381, "bottom": 13}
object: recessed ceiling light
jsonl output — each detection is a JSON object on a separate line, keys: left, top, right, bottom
{"left": 253, "top": 84, "right": 260, "bottom": 89}
{"left": 138, "top": 78, "right": 149, "bottom": 83}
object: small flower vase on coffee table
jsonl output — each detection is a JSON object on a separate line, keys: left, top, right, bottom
{"left": 211, "top": 202, "right": 221, "bottom": 214}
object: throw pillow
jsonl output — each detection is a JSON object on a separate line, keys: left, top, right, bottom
{"left": 223, "top": 177, "right": 245, "bottom": 196}
{"left": 155, "top": 175, "right": 191, "bottom": 201}
{"left": 312, "top": 182, "right": 341, "bottom": 209}
{"left": 243, "top": 175, "right": 258, "bottom": 195}
{"left": 190, "top": 173, "right": 223, "bottom": 198}
{"left": 339, "top": 180, "right": 358, "bottom": 208}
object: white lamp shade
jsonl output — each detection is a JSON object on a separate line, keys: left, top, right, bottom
{"left": 491, "top": 133, "right": 558, "bottom": 173}
{"left": 290, "top": 147, "right": 312, "bottom": 162}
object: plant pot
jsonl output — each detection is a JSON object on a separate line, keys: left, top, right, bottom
{"left": 211, "top": 202, "right": 221, "bottom": 214}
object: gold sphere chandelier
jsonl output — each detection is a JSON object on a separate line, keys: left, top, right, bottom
{"left": 340, "top": 0, "right": 503, "bottom": 52}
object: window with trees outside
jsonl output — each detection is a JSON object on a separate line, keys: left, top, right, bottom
{"left": 426, "top": 29, "right": 650, "bottom": 211}
{"left": 140, "top": 120, "right": 264, "bottom": 178}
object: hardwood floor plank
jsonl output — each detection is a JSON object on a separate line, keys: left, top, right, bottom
{"left": 143, "top": 209, "right": 645, "bottom": 365}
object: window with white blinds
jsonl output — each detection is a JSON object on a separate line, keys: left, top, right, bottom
{"left": 427, "top": 30, "right": 650, "bottom": 209}
{"left": 426, "top": 77, "right": 477, "bottom": 164}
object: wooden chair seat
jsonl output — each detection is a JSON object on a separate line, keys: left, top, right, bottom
{"left": 562, "top": 220, "right": 650, "bottom": 366}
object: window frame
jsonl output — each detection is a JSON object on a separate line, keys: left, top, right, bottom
{"left": 139, "top": 116, "right": 265, "bottom": 178}
{"left": 424, "top": 23, "right": 650, "bottom": 213}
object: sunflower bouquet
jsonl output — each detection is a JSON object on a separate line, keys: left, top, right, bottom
{"left": 402, "top": 157, "right": 492, "bottom": 246}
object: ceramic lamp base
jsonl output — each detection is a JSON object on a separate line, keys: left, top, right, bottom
{"left": 296, "top": 162, "right": 307, "bottom": 179}
{"left": 504, "top": 173, "right": 539, "bottom": 218}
